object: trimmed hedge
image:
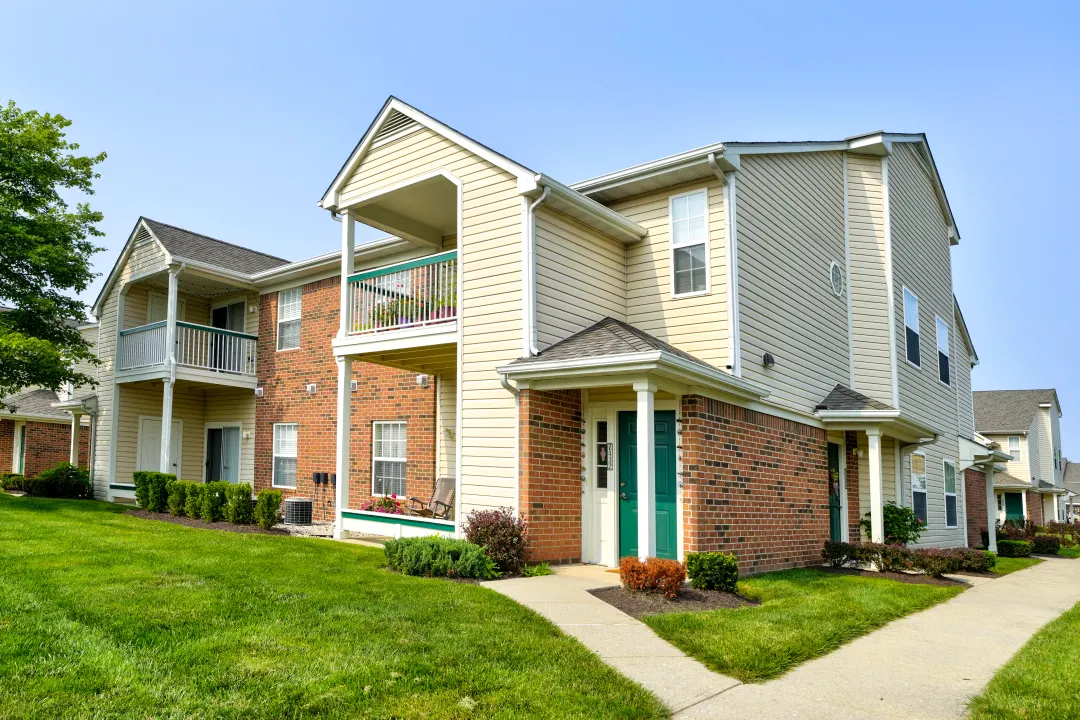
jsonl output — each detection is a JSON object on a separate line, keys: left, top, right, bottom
{"left": 822, "top": 541, "right": 997, "bottom": 577}
{"left": 254, "top": 489, "right": 282, "bottom": 530}
{"left": 24, "top": 463, "right": 91, "bottom": 499}
{"left": 167, "top": 480, "right": 191, "bottom": 516}
{"left": 200, "top": 481, "right": 229, "bottom": 523}
{"left": 620, "top": 556, "right": 686, "bottom": 599}
{"left": 997, "top": 539, "right": 1033, "bottom": 558}
{"left": 384, "top": 536, "right": 498, "bottom": 580}
{"left": 225, "top": 483, "right": 255, "bottom": 525}
{"left": 0, "top": 473, "right": 26, "bottom": 492}
{"left": 133, "top": 471, "right": 174, "bottom": 512}
{"left": 1032, "top": 535, "right": 1061, "bottom": 555}
{"left": 184, "top": 483, "right": 205, "bottom": 518}
{"left": 685, "top": 551, "right": 738, "bottom": 592}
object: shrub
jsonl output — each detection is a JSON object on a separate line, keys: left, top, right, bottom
{"left": 254, "top": 489, "right": 282, "bottom": 530}
{"left": 822, "top": 540, "right": 855, "bottom": 567}
{"left": 859, "top": 502, "right": 924, "bottom": 545}
{"left": 24, "top": 463, "right": 91, "bottom": 499}
{"left": 951, "top": 547, "right": 996, "bottom": 572}
{"left": 521, "top": 561, "right": 553, "bottom": 577}
{"left": 685, "top": 551, "right": 738, "bottom": 592}
{"left": 1042, "top": 521, "right": 1078, "bottom": 539}
{"left": 133, "top": 471, "right": 174, "bottom": 512}
{"left": 224, "top": 483, "right": 255, "bottom": 524}
{"left": 383, "top": 536, "right": 498, "bottom": 580}
{"left": 184, "top": 483, "right": 205, "bottom": 518}
{"left": 998, "top": 518, "right": 1034, "bottom": 540}
{"left": 908, "top": 548, "right": 962, "bottom": 577}
{"left": 619, "top": 556, "right": 686, "bottom": 599}
{"left": 200, "top": 481, "right": 229, "bottom": 522}
{"left": 167, "top": 480, "right": 191, "bottom": 516}
{"left": 997, "top": 539, "right": 1033, "bottom": 558}
{"left": 1032, "top": 535, "right": 1061, "bottom": 555}
{"left": 878, "top": 544, "right": 914, "bottom": 572}
{"left": 463, "top": 507, "right": 529, "bottom": 575}
{"left": 360, "top": 495, "right": 405, "bottom": 514}
{"left": 0, "top": 473, "right": 26, "bottom": 491}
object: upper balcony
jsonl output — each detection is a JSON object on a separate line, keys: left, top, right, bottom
{"left": 117, "top": 320, "right": 258, "bottom": 388}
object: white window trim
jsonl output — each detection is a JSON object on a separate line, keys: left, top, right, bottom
{"left": 1008, "top": 436, "right": 1022, "bottom": 461}
{"left": 902, "top": 286, "right": 921, "bottom": 369}
{"left": 943, "top": 458, "right": 958, "bottom": 528}
{"left": 935, "top": 315, "right": 951, "bottom": 387}
{"left": 911, "top": 451, "right": 928, "bottom": 523}
{"left": 668, "top": 187, "right": 710, "bottom": 299}
{"left": 202, "top": 421, "right": 244, "bottom": 484}
{"left": 371, "top": 420, "right": 407, "bottom": 497}
{"left": 271, "top": 422, "right": 298, "bottom": 488}
{"left": 276, "top": 286, "right": 302, "bottom": 352}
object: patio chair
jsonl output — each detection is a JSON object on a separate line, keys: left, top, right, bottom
{"left": 408, "top": 477, "right": 455, "bottom": 519}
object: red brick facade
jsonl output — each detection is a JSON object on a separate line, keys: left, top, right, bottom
{"left": 518, "top": 389, "right": 582, "bottom": 564}
{"left": 0, "top": 418, "right": 89, "bottom": 477}
{"left": 964, "top": 468, "right": 987, "bottom": 548}
{"left": 680, "top": 395, "right": 830, "bottom": 575}
{"left": 255, "top": 276, "right": 437, "bottom": 521}
{"left": 1026, "top": 490, "right": 1044, "bottom": 526}
{"left": 844, "top": 430, "right": 862, "bottom": 541}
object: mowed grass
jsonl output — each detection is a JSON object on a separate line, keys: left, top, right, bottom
{"left": 991, "top": 556, "right": 1044, "bottom": 575}
{"left": 1056, "top": 546, "right": 1080, "bottom": 559}
{"left": 643, "top": 568, "right": 963, "bottom": 682}
{"left": 968, "top": 601, "right": 1080, "bottom": 719}
{"left": 0, "top": 495, "right": 666, "bottom": 719}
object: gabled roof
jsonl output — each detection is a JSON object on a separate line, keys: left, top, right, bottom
{"left": 506, "top": 317, "right": 711, "bottom": 370}
{"left": 1064, "top": 460, "right": 1080, "bottom": 495}
{"left": 993, "top": 472, "right": 1034, "bottom": 490}
{"left": 815, "top": 384, "right": 894, "bottom": 412}
{"left": 2, "top": 389, "right": 68, "bottom": 421}
{"left": 974, "top": 390, "right": 1061, "bottom": 434}
{"left": 142, "top": 219, "right": 289, "bottom": 274}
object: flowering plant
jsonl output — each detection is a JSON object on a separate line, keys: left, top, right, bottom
{"left": 362, "top": 494, "right": 405, "bottom": 514}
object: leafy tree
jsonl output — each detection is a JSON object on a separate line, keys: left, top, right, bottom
{"left": 0, "top": 100, "right": 105, "bottom": 406}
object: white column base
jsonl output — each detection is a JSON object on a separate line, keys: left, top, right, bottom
{"left": 867, "top": 429, "right": 884, "bottom": 544}
{"left": 334, "top": 357, "right": 352, "bottom": 540}
{"left": 985, "top": 468, "right": 997, "bottom": 553}
{"left": 634, "top": 381, "right": 656, "bottom": 560}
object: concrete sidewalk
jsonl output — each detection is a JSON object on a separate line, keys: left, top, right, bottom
{"left": 487, "top": 558, "right": 1080, "bottom": 720}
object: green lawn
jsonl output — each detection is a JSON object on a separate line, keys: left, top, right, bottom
{"left": 643, "top": 568, "right": 964, "bottom": 683}
{"left": 968, "top": 601, "right": 1080, "bottom": 719}
{"left": 0, "top": 495, "right": 665, "bottom": 719}
{"left": 1056, "top": 546, "right": 1080, "bottom": 559}
{"left": 991, "top": 556, "right": 1044, "bottom": 575}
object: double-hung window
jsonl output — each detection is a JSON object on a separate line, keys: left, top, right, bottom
{"left": 936, "top": 316, "right": 950, "bottom": 385}
{"left": 903, "top": 288, "right": 921, "bottom": 366}
{"left": 944, "top": 459, "right": 958, "bottom": 528}
{"left": 1008, "top": 436, "right": 1021, "bottom": 461}
{"left": 911, "top": 452, "right": 928, "bottom": 525}
{"left": 670, "top": 189, "right": 708, "bottom": 296}
{"left": 372, "top": 421, "right": 406, "bottom": 496}
{"left": 277, "top": 287, "right": 302, "bottom": 351}
{"left": 272, "top": 423, "right": 298, "bottom": 488}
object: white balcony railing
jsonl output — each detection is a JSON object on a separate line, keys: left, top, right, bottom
{"left": 345, "top": 250, "right": 457, "bottom": 335}
{"left": 118, "top": 321, "right": 257, "bottom": 376}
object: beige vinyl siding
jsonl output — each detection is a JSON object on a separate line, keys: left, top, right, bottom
{"left": 846, "top": 154, "right": 894, "bottom": 404}
{"left": 437, "top": 371, "right": 456, "bottom": 479}
{"left": 858, "top": 435, "right": 897, "bottom": 538}
{"left": 901, "top": 435, "right": 965, "bottom": 547}
{"left": 338, "top": 126, "right": 523, "bottom": 514}
{"left": 984, "top": 432, "right": 1032, "bottom": 482}
{"left": 92, "top": 236, "right": 170, "bottom": 497}
{"left": 534, "top": 208, "right": 626, "bottom": 348}
{"left": 1034, "top": 407, "right": 1054, "bottom": 484}
{"left": 955, "top": 347, "right": 976, "bottom": 441}
{"left": 72, "top": 326, "right": 100, "bottom": 393}
{"left": 203, "top": 387, "right": 256, "bottom": 484}
{"left": 1050, "top": 404, "right": 1063, "bottom": 485}
{"left": 608, "top": 180, "right": 728, "bottom": 369}
{"left": 736, "top": 152, "right": 848, "bottom": 413}
{"left": 114, "top": 382, "right": 205, "bottom": 484}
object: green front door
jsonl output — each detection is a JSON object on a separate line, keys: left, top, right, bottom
{"left": 1004, "top": 492, "right": 1024, "bottom": 522}
{"left": 827, "top": 442, "right": 842, "bottom": 541}
{"left": 618, "top": 410, "right": 677, "bottom": 559}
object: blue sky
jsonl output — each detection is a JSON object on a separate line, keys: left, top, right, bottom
{"left": 3, "top": 1, "right": 1077, "bottom": 450}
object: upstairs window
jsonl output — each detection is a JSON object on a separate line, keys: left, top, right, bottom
{"left": 936, "top": 316, "right": 950, "bottom": 385}
{"left": 903, "top": 288, "right": 921, "bottom": 367}
{"left": 944, "top": 459, "right": 958, "bottom": 528}
{"left": 670, "top": 189, "right": 708, "bottom": 296}
{"left": 911, "top": 452, "right": 928, "bottom": 526}
{"left": 1008, "top": 436, "right": 1021, "bottom": 460}
{"left": 372, "top": 421, "right": 407, "bottom": 497}
{"left": 277, "top": 287, "right": 302, "bottom": 351}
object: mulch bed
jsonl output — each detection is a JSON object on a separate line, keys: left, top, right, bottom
{"left": 125, "top": 509, "right": 288, "bottom": 535}
{"left": 589, "top": 585, "right": 756, "bottom": 619}
{"left": 816, "top": 565, "right": 966, "bottom": 586}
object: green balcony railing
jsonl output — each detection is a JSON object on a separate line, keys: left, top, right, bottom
{"left": 345, "top": 251, "right": 457, "bottom": 335}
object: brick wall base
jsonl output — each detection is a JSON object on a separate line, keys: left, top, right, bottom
{"left": 844, "top": 430, "right": 862, "bottom": 541}
{"left": 0, "top": 419, "right": 89, "bottom": 477}
{"left": 0, "top": 419, "right": 13, "bottom": 473}
{"left": 964, "top": 469, "right": 987, "bottom": 548}
{"left": 1026, "top": 490, "right": 1044, "bottom": 526}
{"left": 681, "top": 396, "right": 830, "bottom": 575}
{"left": 519, "top": 389, "right": 582, "bottom": 563}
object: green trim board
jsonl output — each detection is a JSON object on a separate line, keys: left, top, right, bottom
{"left": 177, "top": 321, "right": 258, "bottom": 341}
{"left": 119, "top": 321, "right": 167, "bottom": 336}
{"left": 347, "top": 250, "right": 457, "bottom": 284}
{"left": 342, "top": 509, "right": 455, "bottom": 533}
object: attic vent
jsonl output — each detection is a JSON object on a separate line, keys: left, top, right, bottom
{"left": 133, "top": 227, "right": 153, "bottom": 246}
{"left": 372, "top": 110, "right": 418, "bottom": 146}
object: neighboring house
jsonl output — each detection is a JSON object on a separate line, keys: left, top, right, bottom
{"left": 1061, "top": 459, "right": 1079, "bottom": 521}
{"left": 973, "top": 389, "right": 1069, "bottom": 526}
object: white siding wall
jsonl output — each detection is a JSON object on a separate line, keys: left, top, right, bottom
{"left": 737, "top": 152, "right": 849, "bottom": 413}
{"left": 1050, "top": 404, "right": 1063, "bottom": 486}
{"left": 1034, "top": 406, "right": 1054, "bottom": 484}
{"left": 985, "top": 432, "right": 1032, "bottom": 482}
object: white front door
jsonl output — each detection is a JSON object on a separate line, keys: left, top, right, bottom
{"left": 138, "top": 417, "right": 182, "bottom": 477}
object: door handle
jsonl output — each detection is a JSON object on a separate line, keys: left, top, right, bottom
{"left": 620, "top": 493, "right": 628, "bottom": 501}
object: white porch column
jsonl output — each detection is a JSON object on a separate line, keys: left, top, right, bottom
{"left": 985, "top": 466, "right": 997, "bottom": 553}
{"left": 159, "top": 266, "right": 180, "bottom": 473}
{"left": 338, "top": 211, "right": 355, "bottom": 338}
{"left": 69, "top": 411, "right": 82, "bottom": 466}
{"left": 334, "top": 356, "right": 352, "bottom": 539}
{"left": 634, "top": 381, "right": 656, "bottom": 560}
{"left": 867, "top": 428, "right": 884, "bottom": 543}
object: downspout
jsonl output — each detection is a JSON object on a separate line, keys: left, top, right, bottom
{"left": 168, "top": 262, "right": 188, "bottom": 385}
{"left": 524, "top": 186, "right": 550, "bottom": 357}
{"left": 709, "top": 152, "right": 740, "bottom": 376}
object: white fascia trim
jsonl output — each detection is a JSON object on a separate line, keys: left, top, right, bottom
{"left": 250, "top": 236, "right": 411, "bottom": 286}
{"left": 570, "top": 142, "right": 728, "bottom": 195}
{"left": 92, "top": 218, "right": 173, "bottom": 316}
{"left": 524, "top": 174, "right": 647, "bottom": 243}
{"left": 816, "top": 409, "right": 901, "bottom": 421}
{"left": 168, "top": 256, "right": 258, "bottom": 288}
{"left": 2, "top": 412, "right": 74, "bottom": 423}
{"left": 321, "top": 97, "right": 534, "bottom": 209}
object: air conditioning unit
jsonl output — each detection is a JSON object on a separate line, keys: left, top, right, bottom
{"left": 283, "top": 497, "right": 313, "bottom": 525}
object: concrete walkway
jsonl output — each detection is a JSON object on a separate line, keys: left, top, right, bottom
{"left": 486, "top": 558, "right": 1080, "bottom": 719}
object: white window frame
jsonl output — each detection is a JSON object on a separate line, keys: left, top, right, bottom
{"left": 911, "top": 451, "right": 928, "bottom": 525}
{"left": 935, "top": 315, "right": 951, "bottom": 386}
{"left": 371, "top": 421, "right": 407, "bottom": 497}
{"left": 271, "top": 422, "right": 298, "bottom": 488}
{"left": 828, "top": 260, "right": 846, "bottom": 297}
{"left": 943, "top": 458, "right": 958, "bottom": 528}
{"left": 276, "top": 287, "right": 302, "bottom": 352}
{"left": 1008, "top": 436, "right": 1021, "bottom": 461}
{"left": 903, "top": 286, "right": 921, "bottom": 368}
{"left": 668, "top": 187, "right": 710, "bottom": 298}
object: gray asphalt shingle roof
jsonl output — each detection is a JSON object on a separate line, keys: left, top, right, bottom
{"left": 2, "top": 389, "right": 67, "bottom": 420}
{"left": 815, "top": 384, "right": 894, "bottom": 412}
{"left": 507, "top": 317, "right": 713, "bottom": 369}
{"left": 993, "top": 472, "right": 1034, "bottom": 489}
{"left": 143, "top": 218, "right": 290, "bottom": 275}
{"left": 973, "top": 389, "right": 1060, "bottom": 434}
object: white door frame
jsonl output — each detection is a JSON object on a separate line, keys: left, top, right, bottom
{"left": 136, "top": 415, "right": 183, "bottom": 478}
{"left": 202, "top": 420, "right": 244, "bottom": 483}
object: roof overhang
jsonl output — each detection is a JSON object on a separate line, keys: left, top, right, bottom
{"left": 520, "top": 175, "right": 647, "bottom": 244}
{"left": 250, "top": 236, "right": 412, "bottom": 288}
{"left": 960, "top": 436, "right": 1012, "bottom": 472}
{"left": 51, "top": 395, "right": 98, "bottom": 415}
{"left": 497, "top": 350, "right": 768, "bottom": 402}
{"left": 814, "top": 409, "right": 939, "bottom": 444}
